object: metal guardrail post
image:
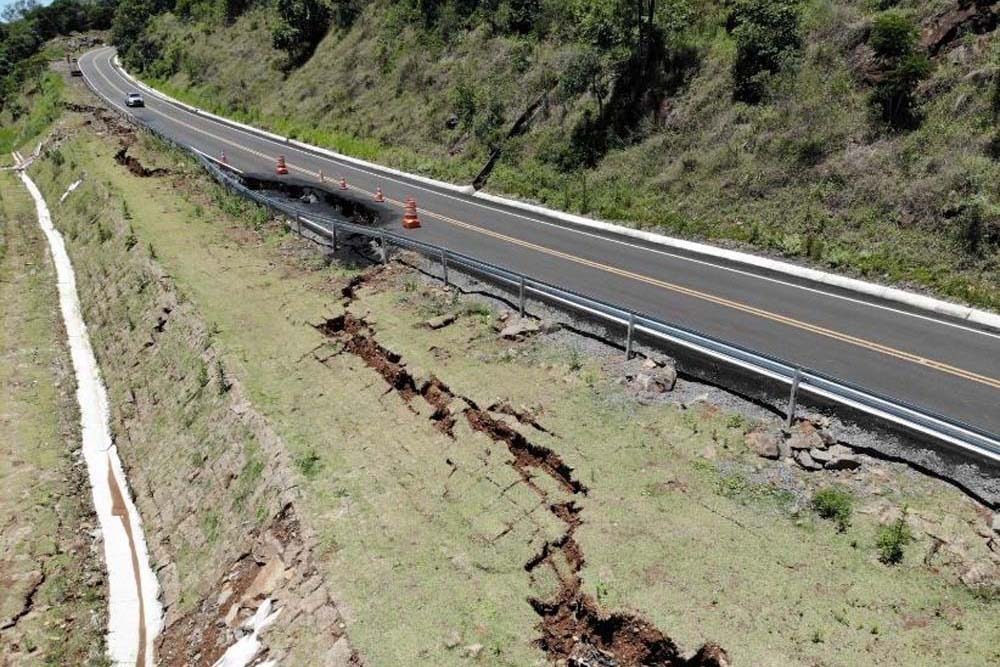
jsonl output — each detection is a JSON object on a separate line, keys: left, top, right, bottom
{"left": 441, "top": 249, "right": 449, "bottom": 286}
{"left": 786, "top": 368, "right": 802, "bottom": 428}
{"left": 519, "top": 276, "right": 526, "bottom": 316}
{"left": 294, "top": 213, "right": 301, "bottom": 236}
{"left": 625, "top": 312, "right": 636, "bottom": 360}
{"left": 331, "top": 223, "right": 337, "bottom": 251}
{"left": 380, "top": 230, "right": 388, "bottom": 265}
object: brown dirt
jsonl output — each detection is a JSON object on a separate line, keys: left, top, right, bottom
{"left": 113, "top": 145, "right": 169, "bottom": 178}
{"left": 312, "top": 270, "right": 730, "bottom": 666}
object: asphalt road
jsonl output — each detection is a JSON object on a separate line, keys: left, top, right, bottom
{"left": 80, "top": 46, "right": 1000, "bottom": 436}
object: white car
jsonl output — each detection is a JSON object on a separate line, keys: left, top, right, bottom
{"left": 124, "top": 92, "right": 144, "bottom": 108}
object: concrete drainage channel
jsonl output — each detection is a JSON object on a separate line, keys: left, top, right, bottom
{"left": 312, "top": 270, "right": 730, "bottom": 666}
{"left": 16, "top": 164, "right": 162, "bottom": 664}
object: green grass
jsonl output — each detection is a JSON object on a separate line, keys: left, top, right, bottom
{"left": 0, "top": 70, "right": 64, "bottom": 155}
{"left": 812, "top": 486, "right": 854, "bottom": 532}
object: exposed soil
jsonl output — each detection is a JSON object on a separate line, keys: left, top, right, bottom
{"left": 922, "top": 0, "right": 999, "bottom": 54}
{"left": 312, "top": 270, "right": 730, "bottom": 667}
{"left": 114, "top": 145, "right": 169, "bottom": 178}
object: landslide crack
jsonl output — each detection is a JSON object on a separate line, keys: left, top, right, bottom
{"left": 312, "top": 294, "right": 728, "bottom": 666}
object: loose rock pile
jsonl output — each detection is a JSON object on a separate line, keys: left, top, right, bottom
{"left": 745, "top": 418, "right": 860, "bottom": 472}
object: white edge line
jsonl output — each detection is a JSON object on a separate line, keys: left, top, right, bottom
{"left": 101, "top": 48, "right": 1000, "bottom": 334}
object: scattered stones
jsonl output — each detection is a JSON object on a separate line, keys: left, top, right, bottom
{"left": 745, "top": 429, "right": 781, "bottom": 459}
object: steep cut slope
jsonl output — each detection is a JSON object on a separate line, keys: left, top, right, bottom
{"left": 118, "top": 0, "right": 999, "bottom": 309}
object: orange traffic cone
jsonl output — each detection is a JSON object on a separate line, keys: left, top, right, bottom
{"left": 402, "top": 197, "right": 421, "bottom": 229}
{"left": 374, "top": 186, "right": 385, "bottom": 203}
{"left": 339, "top": 176, "right": 348, "bottom": 191}
{"left": 276, "top": 155, "right": 288, "bottom": 175}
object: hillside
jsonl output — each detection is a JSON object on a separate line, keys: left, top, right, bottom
{"left": 113, "top": 0, "right": 1000, "bottom": 309}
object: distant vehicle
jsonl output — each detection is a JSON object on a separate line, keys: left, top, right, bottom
{"left": 69, "top": 57, "right": 82, "bottom": 77}
{"left": 125, "top": 92, "right": 145, "bottom": 108}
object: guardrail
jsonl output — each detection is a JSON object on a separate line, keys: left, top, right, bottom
{"left": 79, "top": 65, "right": 1000, "bottom": 465}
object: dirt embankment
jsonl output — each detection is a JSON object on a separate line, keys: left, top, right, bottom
{"left": 315, "top": 269, "right": 729, "bottom": 667}
{"left": 31, "top": 121, "right": 362, "bottom": 663}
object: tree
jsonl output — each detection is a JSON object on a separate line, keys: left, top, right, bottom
{"left": 729, "top": 0, "right": 801, "bottom": 103}
{"left": 272, "top": 0, "right": 332, "bottom": 68}
{"left": 868, "top": 11, "right": 930, "bottom": 130}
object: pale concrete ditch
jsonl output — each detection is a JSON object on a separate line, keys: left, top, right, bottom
{"left": 17, "top": 165, "right": 162, "bottom": 665}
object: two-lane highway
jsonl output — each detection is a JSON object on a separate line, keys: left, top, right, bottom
{"left": 80, "top": 46, "right": 1000, "bottom": 436}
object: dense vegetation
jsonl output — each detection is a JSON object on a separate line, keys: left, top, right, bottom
{"left": 0, "top": 0, "right": 114, "bottom": 109}
{"left": 77, "top": 0, "right": 1000, "bottom": 306}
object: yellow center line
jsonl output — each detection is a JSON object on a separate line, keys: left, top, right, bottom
{"left": 91, "top": 52, "right": 1000, "bottom": 391}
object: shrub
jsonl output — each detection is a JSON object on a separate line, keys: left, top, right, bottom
{"left": 869, "top": 11, "right": 916, "bottom": 59}
{"left": 811, "top": 486, "right": 853, "bottom": 532}
{"left": 876, "top": 516, "right": 913, "bottom": 564}
{"left": 868, "top": 12, "right": 930, "bottom": 130}
{"left": 730, "top": 0, "right": 802, "bottom": 103}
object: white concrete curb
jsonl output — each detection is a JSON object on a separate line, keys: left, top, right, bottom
{"left": 109, "top": 52, "right": 1000, "bottom": 330}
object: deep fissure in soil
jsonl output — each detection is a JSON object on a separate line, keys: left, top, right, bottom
{"left": 312, "top": 272, "right": 729, "bottom": 666}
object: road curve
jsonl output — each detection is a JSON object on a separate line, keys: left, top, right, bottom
{"left": 79, "top": 46, "right": 1000, "bottom": 435}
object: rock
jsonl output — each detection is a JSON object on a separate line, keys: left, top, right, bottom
{"left": 824, "top": 444, "right": 861, "bottom": 470}
{"left": 786, "top": 421, "right": 824, "bottom": 450}
{"left": 242, "top": 558, "right": 286, "bottom": 602}
{"left": 444, "top": 630, "right": 462, "bottom": 649}
{"left": 423, "top": 313, "right": 457, "bottom": 330}
{"left": 960, "top": 563, "right": 995, "bottom": 590}
{"left": 445, "top": 114, "right": 459, "bottom": 129}
{"left": 745, "top": 429, "right": 780, "bottom": 459}
{"left": 794, "top": 449, "right": 822, "bottom": 471}
{"left": 992, "top": 513, "right": 1000, "bottom": 534}
{"left": 634, "top": 365, "right": 677, "bottom": 393}
{"left": 497, "top": 309, "right": 510, "bottom": 322}
{"left": 809, "top": 447, "right": 832, "bottom": 464}
{"left": 539, "top": 319, "right": 561, "bottom": 334}
{"left": 701, "top": 446, "right": 717, "bottom": 461}
{"left": 499, "top": 318, "right": 540, "bottom": 339}
{"left": 324, "top": 636, "right": 355, "bottom": 667}
{"left": 462, "top": 644, "right": 484, "bottom": 659}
